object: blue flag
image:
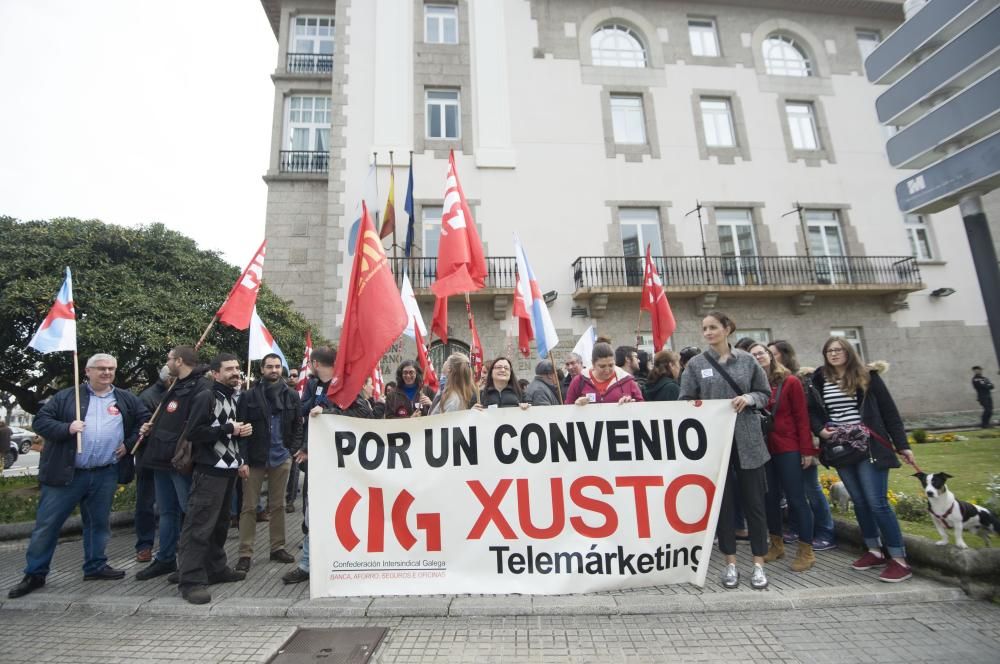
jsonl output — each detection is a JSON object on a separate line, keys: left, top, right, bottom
{"left": 404, "top": 162, "right": 415, "bottom": 257}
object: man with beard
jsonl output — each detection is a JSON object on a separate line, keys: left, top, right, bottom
{"left": 134, "top": 346, "right": 212, "bottom": 581}
{"left": 175, "top": 353, "right": 252, "bottom": 604}
{"left": 234, "top": 353, "right": 303, "bottom": 572}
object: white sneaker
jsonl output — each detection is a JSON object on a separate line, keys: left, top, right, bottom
{"left": 720, "top": 563, "right": 739, "bottom": 589}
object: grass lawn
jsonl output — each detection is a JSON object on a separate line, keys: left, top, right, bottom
{"left": 0, "top": 476, "right": 136, "bottom": 524}
{"left": 825, "top": 430, "right": 1000, "bottom": 550}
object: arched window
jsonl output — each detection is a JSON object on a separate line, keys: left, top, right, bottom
{"left": 591, "top": 24, "right": 647, "bottom": 68}
{"left": 762, "top": 34, "right": 812, "bottom": 77}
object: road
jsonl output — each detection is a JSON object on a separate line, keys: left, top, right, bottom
{"left": 2, "top": 450, "right": 39, "bottom": 478}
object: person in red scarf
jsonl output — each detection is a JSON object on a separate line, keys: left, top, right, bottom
{"left": 564, "top": 338, "right": 643, "bottom": 405}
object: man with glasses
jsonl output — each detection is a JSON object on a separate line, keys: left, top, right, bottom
{"left": 9, "top": 354, "right": 149, "bottom": 598}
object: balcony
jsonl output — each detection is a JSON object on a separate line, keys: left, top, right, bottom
{"left": 388, "top": 256, "right": 517, "bottom": 316}
{"left": 571, "top": 255, "right": 925, "bottom": 315}
{"left": 279, "top": 150, "right": 329, "bottom": 174}
{"left": 286, "top": 52, "right": 333, "bottom": 74}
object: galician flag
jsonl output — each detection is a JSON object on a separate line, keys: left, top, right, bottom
{"left": 513, "top": 235, "right": 559, "bottom": 359}
{"left": 28, "top": 267, "right": 77, "bottom": 353}
{"left": 249, "top": 306, "right": 289, "bottom": 368}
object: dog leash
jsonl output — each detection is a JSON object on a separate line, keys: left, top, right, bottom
{"left": 863, "top": 425, "right": 924, "bottom": 474}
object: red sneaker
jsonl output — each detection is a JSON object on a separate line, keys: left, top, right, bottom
{"left": 851, "top": 551, "right": 887, "bottom": 570}
{"left": 879, "top": 560, "right": 912, "bottom": 583}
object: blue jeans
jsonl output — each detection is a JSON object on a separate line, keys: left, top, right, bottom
{"left": 24, "top": 464, "right": 118, "bottom": 576}
{"left": 802, "top": 464, "right": 835, "bottom": 541}
{"left": 765, "top": 451, "right": 814, "bottom": 542}
{"left": 152, "top": 469, "right": 192, "bottom": 563}
{"left": 300, "top": 534, "right": 310, "bottom": 573}
{"left": 837, "top": 461, "right": 906, "bottom": 558}
{"left": 134, "top": 466, "right": 156, "bottom": 552}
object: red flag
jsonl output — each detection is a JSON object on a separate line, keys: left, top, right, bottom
{"left": 217, "top": 240, "right": 266, "bottom": 330}
{"left": 431, "top": 151, "right": 487, "bottom": 340}
{"left": 296, "top": 329, "right": 313, "bottom": 396}
{"left": 641, "top": 245, "right": 676, "bottom": 352}
{"left": 328, "top": 202, "right": 408, "bottom": 409}
{"left": 371, "top": 366, "right": 385, "bottom": 400}
{"left": 512, "top": 273, "right": 533, "bottom": 358}
{"left": 431, "top": 294, "right": 449, "bottom": 343}
{"left": 414, "top": 319, "right": 440, "bottom": 393}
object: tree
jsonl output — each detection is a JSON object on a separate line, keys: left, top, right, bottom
{"left": 0, "top": 217, "right": 326, "bottom": 413}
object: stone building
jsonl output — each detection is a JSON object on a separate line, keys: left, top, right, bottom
{"left": 257, "top": 0, "right": 994, "bottom": 415}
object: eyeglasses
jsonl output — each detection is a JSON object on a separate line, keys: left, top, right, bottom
{"left": 401, "top": 370, "right": 417, "bottom": 376}
{"left": 750, "top": 352, "right": 769, "bottom": 359}
{"left": 825, "top": 348, "right": 846, "bottom": 356}
{"left": 90, "top": 367, "right": 116, "bottom": 372}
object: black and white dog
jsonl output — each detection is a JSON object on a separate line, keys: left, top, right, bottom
{"left": 913, "top": 472, "right": 998, "bottom": 548}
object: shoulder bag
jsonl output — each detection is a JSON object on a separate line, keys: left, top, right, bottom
{"left": 703, "top": 353, "right": 774, "bottom": 436}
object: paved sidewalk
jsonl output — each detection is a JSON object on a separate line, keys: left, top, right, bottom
{"left": 0, "top": 511, "right": 970, "bottom": 617}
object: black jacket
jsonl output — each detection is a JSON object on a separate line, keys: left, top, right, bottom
{"left": 236, "top": 380, "right": 304, "bottom": 467}
{"left": 807, "top": 368, "right": 909, "bottom": 469}
{"left": 33, "top": 384, "right": 149, "bottom": 486}
{"left": 137, "top": 369, "right": 212, "bottom": 471}
{"left": 642, "top": 376, "right": 680, "bottom": 402}
{"left": 138, "top": 379, "right": 170, "bottom": 413}
{"left": 384, "top": 385, "right": 436, "bottom": 418}
{"left": 481, "top": 384, "right": 523, "bottom": 408}
{"left": 187, "top": 381, "right": 243, "bottom": 475}
{"left": 300, "top": 377, "right": 373, "bottom": 451}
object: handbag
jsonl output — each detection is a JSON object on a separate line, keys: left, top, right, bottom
{"left": 170, "top": 420, "right": 194, "bottom": 476}
{"left": 760, "top": 380, "right": 784, "bottom": 437}
{"left": 703, "top": 353, "right": 772, "bottom": 434}
{"left": 819, "top": 423, "right": 870, "bottom": 468}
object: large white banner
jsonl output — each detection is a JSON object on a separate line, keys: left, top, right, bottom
{"left": 308, "top": 400, "right": 736, "bottom": 597}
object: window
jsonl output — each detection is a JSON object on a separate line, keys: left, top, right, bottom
{"left": 806, "top": 210, "right": 848, "bottom": 284}
{"left": 856, "top": 30, "right": 880, "bottom": 61}
{"left": 425, "top": 5, "right": 458, "bottom": 44}
{"left": 426, "top": 89, "right": 460, "bottom": 139}
{"left": 700, "top": 98, "right": 736, "bottom": 147}
{"left": 282, "top": 96, "right": 331, "bottom": 172}
{"left": 288, "top": 16, "right": 334, "bottom": 73}
{"left": 688, "top": 19, "right": 720, "bottom": 57}
{"left": 591, "top": 24, "right": 647, "bottom": 68}
{"left": 716, "top": 209, "right": 759, "bottom": 285}
{"left": 763, "top": 34, "right": 812, "bottom": 76}
{"left": 620, "top": 208, "right": 662, "bottom": 287}
{"left": 635, "top": 332, "right": 671, "bottom": 354}
{"left": 829, "top": 328, "right": 864, "bottom": 360}
{"left": 740, "top": 329, "right": 771, "bottom": 344}
{"left": 905, "top": 214, "right": 933, "bottom": 260}
{"left": 786, "top": 102, "right": 820, "bottom": 150}
{"left": 610, "top": 95, "right": 646, "bottom": 144}
{"left": 422, "top": 206, "right": 443, "bottom": 281}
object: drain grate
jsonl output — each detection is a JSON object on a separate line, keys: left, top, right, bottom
{"left": 267, "top": 627, "right": 387, "bottom": 664}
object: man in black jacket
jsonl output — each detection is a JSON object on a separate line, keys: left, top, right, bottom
{"left": 8, "top": 354, "right": 149, "bottom": 599}
{"left": 133, "top": 364, "right": 170, "bottom": 563}
{"left": 972, "top": 366, "right": 994, "bottom": 428}
{"left": 234, "top": 353, "right": 303, "bottom": 572}
{"left": 281, "top": 346, "right": 374, "bottom": 584}
{"left": 175, "top": 353, "right": 252, "bottom": 604}
{"left": 134, "top": 346, "right": 211, "bottom": 581}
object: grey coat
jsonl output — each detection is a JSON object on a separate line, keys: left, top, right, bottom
{"left": 524, "top": 377, "right": 560, "bottom": 406}
{"left": 679, "top": 346, "right": 771, "bottom": 470}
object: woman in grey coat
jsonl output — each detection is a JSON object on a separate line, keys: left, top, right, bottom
{"left": 680, "top": 311, "right": 772, "bottom": 590}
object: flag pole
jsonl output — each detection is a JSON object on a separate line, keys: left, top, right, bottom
{"left": 464, "top": 292, "right": 480, "bottom": 404}
{"left": 193, "top": 314, "right": 218, "bottom": 351}
{"left": 72, "top": 351, "right": 82, "bottom": 453}
{"left": 550, "top": 343, "right": 564, "bottom": 405}
{"left": 390, "top": 151, "right": 398, "bottom": 266}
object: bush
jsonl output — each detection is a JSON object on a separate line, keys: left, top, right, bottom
{"left": 911, "top": 429, "right": 929, "bottom": 445}
{"left": 0, "top": 477, "right": 136, "bottom": 524}
{"left": 893, "top": 491, "right": 929, "bottom": 522}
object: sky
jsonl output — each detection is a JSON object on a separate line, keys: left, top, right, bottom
{"left": 0, "top": 0, "right": 278, "bottom": 266}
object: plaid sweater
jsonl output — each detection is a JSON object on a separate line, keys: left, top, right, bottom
{"left": 187, "top": 381, "right": 244, "bottom": 476}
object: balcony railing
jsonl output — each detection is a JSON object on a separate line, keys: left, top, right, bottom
{"left": 279, "top": 150, "right": 329, "bottom": 174}
{"left": 572, "top": 255, "right": 923, "bottom": 290}
{"left": 387, "top": 256, "right": 518, "bottom": 291}
{"left": 286, "top": 52, "right": 333, "bottom": 73}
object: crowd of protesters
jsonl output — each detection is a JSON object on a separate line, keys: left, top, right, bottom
{"left": 8, "top": 310, "right": 925, "bottom": 601}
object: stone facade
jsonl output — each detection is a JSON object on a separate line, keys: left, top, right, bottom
{"left": 258, "top": 0, "right": 996, "bottom": 416}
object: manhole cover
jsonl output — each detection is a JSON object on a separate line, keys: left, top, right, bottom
{"left": 267, "top": 627, "right": 387, "bottom": 664}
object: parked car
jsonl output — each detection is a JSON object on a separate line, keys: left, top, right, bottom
{"left": 10, "top": 427, "right": 35, "bottom": 455}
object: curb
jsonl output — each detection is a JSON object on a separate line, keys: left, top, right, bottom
{"left": 0, "top": 585, "right": 969, "bottom": 619}
{"left": 0, "top": 511, "right": 135, "bottom": 542}
{"left": 833, "top": 519, "right": 1000, "bottom": 600}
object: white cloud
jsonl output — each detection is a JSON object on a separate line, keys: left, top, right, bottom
{"left": 0, "top": 0, "right": 278, "bottom": 266}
